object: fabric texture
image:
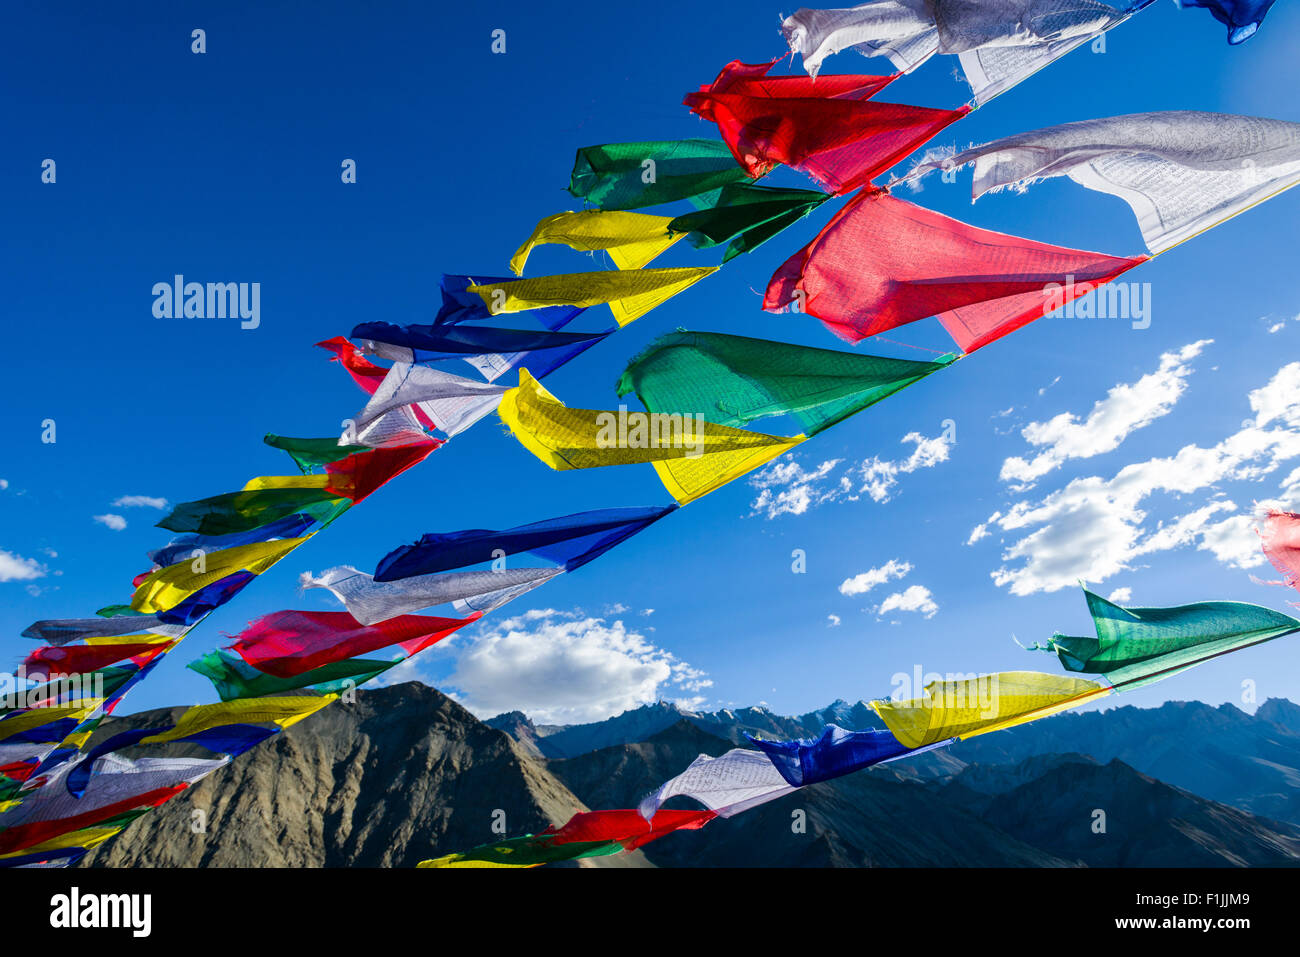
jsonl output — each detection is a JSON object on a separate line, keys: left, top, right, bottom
{"left": 617, "top": 330, "right": 954, "bottom": 436}
{"left": 910, "top": 111, "right": 1300, "bottom": 253}
{"left": 498, "top": 369, "right": 805, "bottom": 505}
{"left": 509, "top": 210, "right": 684, "bottom": 274}
{"left": 668, "top": 182, "right": 831, "bottom": 261}
{"left": 569, "top": 139, "right": 755, "bottom": 210}
{"left": 764, "top": 189, "right": 1147, "bottom": 351}
{"left": 467, "top": 267, "right": 717, "bottom": 328}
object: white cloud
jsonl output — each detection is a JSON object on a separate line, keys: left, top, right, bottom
{"left": 0, "top": 550, "right": 46, "bottom": 582}
{"left": 748, "top": 459, "right": 845, "bottom": 519}
{"left": 443, "top": 612, "right": 711, "bottom": 724}
{"left": 749, "top": 428, "right": 953, "bottom": 518}
{"left": 1038, "top": 375, "right": 1061, "bottom": 397}
{"left": 93, "top": 513, "right": 128, "bottom": 531}
{"left": 839, "top": 559, "right": 912, "bottom": 596}
{"left": 112, "top": 495, "right": 168, "bottom": 509}
{"left": 0, "top": 479, "right": 8, "bottom": 490}
{"left": 977, "top": 360, "right": 1300, "bottom": 595}
{"left": 1269, "top": 321, "right": 1287, "bottom": 334}
{"left": 1000, "top": 340, "right": 1211, "bottom": 487}
{"left": 1107, "top": 587, "right": 1132, "bottom": 603}
{"left": 640, "top": 608, "right": 655, "bottom": 616}
{"left": 877, "top": 585, "right": 938, "bottom": 619}
{"left": 827, "top": 614, "right": 841, "bottom": 627}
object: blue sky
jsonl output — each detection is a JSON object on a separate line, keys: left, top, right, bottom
{"left": 4, "top": 1, "right": 1300, "bottom": 725}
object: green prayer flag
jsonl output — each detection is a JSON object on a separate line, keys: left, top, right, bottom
{"left": 668, "top": 183, "right": 830, "bottom": 261}
{"left": 569, "top": 140, "right": 753, "bottom": 211}
{"left": 419, "top": 834, "right": 623, "bottom": 868}
{"left": 158, "top": 488, "right": 344, "bottom": 536}
{"left": 616, "top": 330, "right": 956, "bottom": 436}
{"left": 188, "top": 649, "right": 397, "bottom": 702}
{"left": 264, "top": 433, "right": 370, "bottom": 474}
{"left": 1043, "top": 589, "right": 1300, "bottom": 689}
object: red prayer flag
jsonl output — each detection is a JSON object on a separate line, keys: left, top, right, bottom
{"left": 227, "top": 609, "right": 477, "bottom": 677}
{"left": 316, "top": 336, "right": 388, "bottom": 394}
{"left": 0, "top": 783, "right": 187, "bottom": 856}
{"left": 23, "top": 641, "right": 170, "bottom": 681}
{"left": 543, "top": 808, "right": 717, "bottom": 850}
{"left": 765, "top": 190, "right": 1149, "bottom": 351}
{"left": 686, "top": 60, "right": 966, "bottom": 194}
{"left": 324, "top": 440, "right": 441, "bottom": 503}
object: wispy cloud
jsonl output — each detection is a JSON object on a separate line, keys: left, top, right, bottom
{"left": 877, "top": 585, "right": 938, "bottom": 619}
{"left": 112, "top": 495, "right": 168, "bottom": 509}
{"left": 93, "top": 513, "right": 128, "bottom": 531}
{"left": 839, "top": 559, "right": 912, "bottom": 596}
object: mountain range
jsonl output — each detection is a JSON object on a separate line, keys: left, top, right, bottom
{"left": 80, "top": 684, "right": 1300, "bottom": 867}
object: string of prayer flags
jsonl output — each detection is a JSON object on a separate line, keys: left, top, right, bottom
{"left": 509, "top": 211, "right": 684, "bottom": 275}
{"left": 147, "top": 511, "right": 324, "bottom": 569}
{"left": 498, "top": 369, "right": 805, "bottom": 505}
{"left": 667, "top": 183, "right": 832, "bottom": 261}
{"left": 22, "top": 637, "right": 175, "bottom": 683}
{"left": 21, "top": 616, "right": 183, "bottom": 646}
{"left": 1180, "top": 0, "right": 1278, "bottom": 42}
{"left": 224, "top": 609, "right": 479, "bottom": 676}
{"left": 908, "top": 112, "right": 1300, "bottom": 254}
{"left": 301, "top": 565, "right": 561, "bottom": 625}
{"left": 764, "top": 189, "right": 1148, "bottom": 351}
{"left": 685, "top": 58, "right": 970, "bottom": 194}
{"left": 129, "top": 537, "right": 309, "bottom": 615}
{"left": 569, "top": 139, "right": 755, "bottom": 211}
{"left": 871, "top": 670, "right": 1110, "bottom": 748}
{"left": 465, "top": 266, "right": 717, "bottom": 328}
{"left": 617, "top": 330, "right": 955, "bottom": 436}
{"left": 1033, "top": 589, "right": 1300, "bottom": 689}
{"left": 374, "top": 505, "right": 677, "bottom": 581}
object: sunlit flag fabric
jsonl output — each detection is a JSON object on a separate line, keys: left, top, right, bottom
{"left": 225, "top": 609, "right": 479, "bottom": 676}
{"left": 23, "top": 637, "right": 174, "bottom": 682}
{"left": 509, "top": 211, "right": 684, "bottom": 275}
{"left": 746, "top": 723, "right": 950, "bottom": 786}
{"left": 466, "top": 267, "right": 718, "bottom": 328}
{"left": 1180, "top": 0, "right": 1277, "bottom": 42}
{"left": 498, "top": 369, "right": 805, "bottom": 506}
{"left": 1259, "top": 510, "right": 1300, "bottom": 592}
{"left": 667, "top": 183, "right": 831, "bottom": 261}
{"left": 21, "top": 616, "right": 184, "bottom": 646}
{"left": 61, "top": 697, "right": 334, "bottom": 796}
{"left": 301, "top": 565, "right": 561, "bottom": 625}
{"left": 685, "top": 58, "right": 968, "bottom": 194}
{"left": 764, "top": 189, "right": 1148, "bottom": 351}
{"left": 129, "top": 537, "right": 308, "bottom": 615}
{"left": 322, "top": 441, "right": 440, "bottom": 503}
{"left": 189, "top": 648, "right": 396, "bottom": 702}
{"left": 781, "top": 0, "right": 1148, "bottom": 103}
{"left": 147, "top": 510, "right": 323, "bottom": 568}
{"left": 346, "top": 362, "right": 509, "bottom": 446}
{"left": 1036, "top": 589, "right": 1300, "bottom": 689}
{"left": 263, "top": 434, "right": 371, "bottom": 473}
{"left": 434, "top": 274, "right": 587, "bottom": 331}
{"left": 872, "top": 671, "right": 1110, "bottom": 748}
{"left": 354, "top": 321, "right": 612, "bottom": 384}
{"left": 0, "top": 754, "right": 225, "bottom": 856}
{"left": 158, "top": 488, "right": 344, "bottom": 536}
{"left": 909, "top": 111, "right": 1300, "bottom": 254}
{"left": 374, "top": 505, "right": 678, "bottom": 582}
{"left": 617, "top": 330, "right": 955, "bottom": 436}
{"left": 568, "top": 139, "right": 755, "bottom": 211}
{"left": 639, "top": 748, "right": 797, "bottom": 819}
{"left": 316, "top": 335, "right": 392, "bottom": 393}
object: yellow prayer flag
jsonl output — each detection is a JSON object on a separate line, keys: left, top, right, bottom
{"left": 416, "top": 854, "right": 537, "bottom": 869}
{"left": 130, "top": 536, "right": 310, "bottom": 614}
{"left": 871, "top": 671, "right": 1110, "bottom": 749}
{"left": 509, "top": 210, "right": 684, "bottom": 275}
{"left": 469, "top": 266, "right": 716, "bottom": 327}
{"left": 497, "top": 370, "right": 804, "bottom": 505}
{"left": 0, "top": 825, "right": 126, "bottom": 859}
{"left": 82, "top": 634, "right": 176, "bottom": 648}
{"left": 242, "top": 474, "right": 331, "bottom": 491}
{"left": 0, "top": 705, "right": 96, "bottom": 744}
{"left": 140, "top": 695, "right": 337, "bottom": 745}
